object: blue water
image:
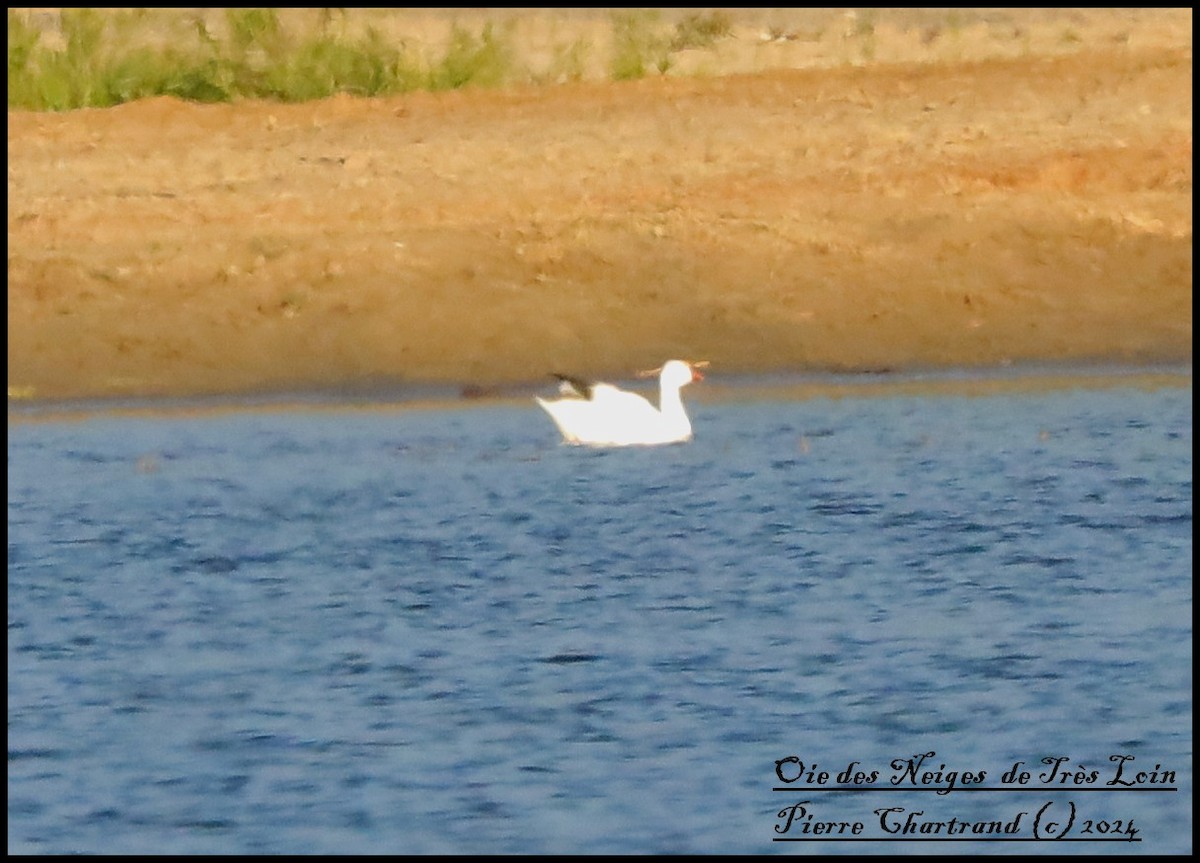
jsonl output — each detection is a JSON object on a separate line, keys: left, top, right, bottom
{"left": 8, "top": 376, "right": 1193, "bottom": 854}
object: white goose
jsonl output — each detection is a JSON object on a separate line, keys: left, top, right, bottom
{"left": 535, "top": 359, "right": 707, "bottom": 447}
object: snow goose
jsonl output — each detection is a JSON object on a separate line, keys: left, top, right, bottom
{"left": 535, "top": 359, "right": 707, "bottom": 447}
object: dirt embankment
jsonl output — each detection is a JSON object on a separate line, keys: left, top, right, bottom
{"left": 6, "top": 10, "right": 1192, "bottom": 401}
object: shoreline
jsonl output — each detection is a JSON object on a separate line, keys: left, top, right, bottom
{"left": 7, "top": 9, "right": 1192, "bottom": 403}
{"left": 9, "top": 360, "right": 1192, "bottom": 425}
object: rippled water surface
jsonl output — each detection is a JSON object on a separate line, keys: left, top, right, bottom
{"left": 8, "top": 375, "right": 1193, "bottom": 853}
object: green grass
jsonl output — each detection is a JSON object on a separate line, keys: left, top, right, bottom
{"left": 7, "top": 9, "right": 528, "bottom": 109}
{"left": 426, "top": 22, "right": 515, "bottom": 91}
{"left": 8, "top": 8, "right": 739, "bottom": 111}
{"left": 610, "top": 10, "right": 673, "bottom": 81}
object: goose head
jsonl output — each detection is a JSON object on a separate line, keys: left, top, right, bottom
{"left": 656, "top": 359, "right": 707, "bottom": 389}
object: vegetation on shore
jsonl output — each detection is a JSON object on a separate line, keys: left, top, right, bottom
{"left": 10, "top": 8, "right": 1168, "bottom": 112}
{"left": 7, "top": 8, "right": 734, "bottom": 110}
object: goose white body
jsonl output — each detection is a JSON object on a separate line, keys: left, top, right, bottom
{"left": 535, "top": 360, "right": 704, "bottom": 447}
